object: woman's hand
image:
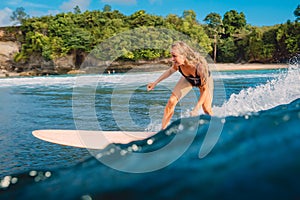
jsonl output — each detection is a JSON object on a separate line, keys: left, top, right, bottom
{"left": 147, "top": 82, "right": 156, "bottom": 91}
{"left": 147, "top": 67, "right": 176, "bottom": 92}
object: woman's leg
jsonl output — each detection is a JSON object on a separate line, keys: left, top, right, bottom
{"left": 162, "top": 77, "right": 192, "bottom": 129}
{"left": 202, "top": 75, "right": 214, "bottom": 115}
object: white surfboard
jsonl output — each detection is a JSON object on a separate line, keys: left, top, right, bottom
{"left": 32, "top": 130, "right": 157, "bottom": 150}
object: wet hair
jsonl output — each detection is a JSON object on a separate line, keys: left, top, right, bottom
{"left": 171, "top": 41, "right": 209, "bottom": 87}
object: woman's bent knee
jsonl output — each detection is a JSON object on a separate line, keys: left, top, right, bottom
{"left": 167, "top": 94, "right": 178, "bottom": 107}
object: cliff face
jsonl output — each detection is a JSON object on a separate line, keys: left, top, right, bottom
{"left": 0, "top": 43, "right": 92, "bottom": 76}
{"left": 0, "top": 27, "right": 20, "bottom": 76}
{"left": 0, "top": 41, "right": 20, "bottom": 73}
{"left": 0, "top": 27, "right": 170, "bottom": 77}
{"left": 0, "top": 27, "right": 81, "bottom": 76}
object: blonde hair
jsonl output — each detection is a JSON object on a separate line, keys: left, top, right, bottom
{"left": 171, "top": 41, "right": 209, "bottom": 86}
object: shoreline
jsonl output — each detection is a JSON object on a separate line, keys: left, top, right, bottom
{"left": 0, "top": 63, "right": 289, "bottom": 78}
{"left": 212, "top": 63, "right": 288, "bottom": 71}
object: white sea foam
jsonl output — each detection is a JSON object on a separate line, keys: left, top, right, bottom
{"left": 0, "top": 68, "right": 280, "bottom": 88}
{"left": 213, "top": 65, "right": 300, "bottom": 117}
{"left": 0, "top": 76, "right": 77, "bottom": 88}
{"left": 0, "top": 72, "right": 181, "bottom": 88}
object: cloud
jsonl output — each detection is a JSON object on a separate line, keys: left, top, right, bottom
{"left": 6, "top": 0, "right": 22, "bottom": 6}
{"left": 30, "top": 10, "right": 60, "bottom": 17}
{"left": 149, "top": 0, "right": 162, "bottom": 4}
{"left": 101, "top": 0, "right": 137, "bottom": 5}
{"left": 23, "top": 2, "right": 51, "bottom": 9}
{"left": 60, "top": 0, "right": 91, "bottom": 11}
{"left": 7, "top": 0, "right": 50, "bottom": 9}
{"left": 0, "top": 8, "right": 14, "bottom": 27}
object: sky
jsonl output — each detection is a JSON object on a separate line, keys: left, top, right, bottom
{"left": 0, "top": 0, "right": 299, "bottom": 27}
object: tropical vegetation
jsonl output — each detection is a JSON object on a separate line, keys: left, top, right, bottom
{"left": 10, "top": 5, "right": 300, "bottom": 65}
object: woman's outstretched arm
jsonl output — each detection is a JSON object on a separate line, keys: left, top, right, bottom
{"left": 147, "top": 67, "right": 177, "bottom": 91}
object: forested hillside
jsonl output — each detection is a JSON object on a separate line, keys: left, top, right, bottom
{"left": 8, "top": 5, "right": 300, "bottom": 67}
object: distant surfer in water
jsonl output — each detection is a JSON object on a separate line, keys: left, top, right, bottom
{"left": 147, "top": 41, "right": 214, "bottom": 129}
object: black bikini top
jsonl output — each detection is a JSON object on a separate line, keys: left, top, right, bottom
{"left": 178, "top": 65, "right": 202, "bottom": 87}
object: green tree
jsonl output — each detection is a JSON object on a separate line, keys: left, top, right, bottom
{"left": 103, "top": 4, "right": 112, "bottom": 12}
{"left": 275, "top": 21, "right": 300, "bottom": 61}
{"left": 128, "top": 10, "right": 163, "bottom": 27}
{"left": 10, "top": 7, "right": 29, "bottom": 25}
{"left": 245, "top": 27, "right": 264, "bottom": 62}
{"left": 73, "top": 5, "right": 81, "bottom": 14}
{"left": 261, "top": 27, "right": 277, "bottom": 62}
{"left": 220, "top": 10, "right": 248, "bottom": 62}
{"left": 178, "top": 10, "right": 211, "bottom": 53}
{"left": 183, "top": 10, "right": 197, "bottom": 23}
{"left": 164, "top": 14, "right": 181, "bottom": 29}
{"left": 223, "top": 10, "right": 246, "bottom": 37}
{"left": 204, "top": 12, "right": 224, "bottom": 63}
{"left": 217, "top": 37, "right": 238, "bottom": 62}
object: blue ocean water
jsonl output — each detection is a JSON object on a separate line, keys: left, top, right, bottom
{"left": 0, "top": 65, "right": 299, "bottom": 199}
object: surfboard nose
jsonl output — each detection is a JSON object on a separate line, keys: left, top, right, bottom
{"left": 32, "top": 130, "right": 157, "bottom": 149}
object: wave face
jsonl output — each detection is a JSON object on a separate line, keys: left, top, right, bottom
{"left": 1, "top": 100, "right": 300, "bottom": 199}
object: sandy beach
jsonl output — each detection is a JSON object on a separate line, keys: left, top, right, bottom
{"left": 212, "top": 63, "right": 288, "bottom": 71}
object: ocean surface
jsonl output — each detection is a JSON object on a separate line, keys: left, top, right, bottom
{"left": 0, "top": 64, "right": 299, "bottom": 199}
